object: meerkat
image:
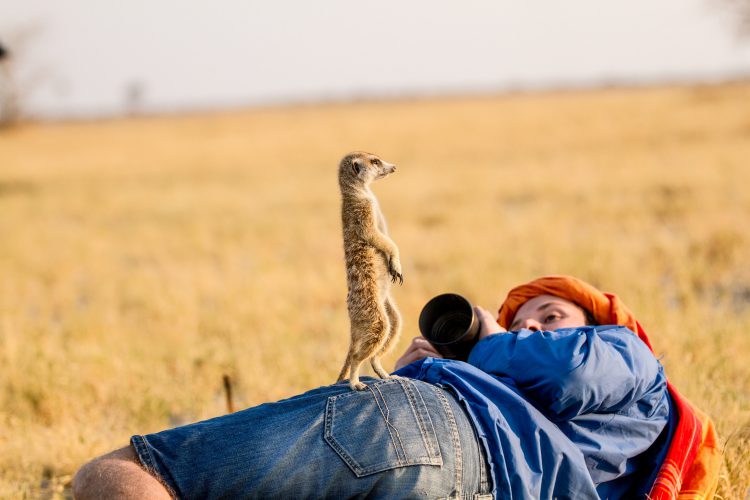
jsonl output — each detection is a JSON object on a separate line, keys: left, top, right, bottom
{"left": 336, "top": 151, "right": 403, "bottom": 391}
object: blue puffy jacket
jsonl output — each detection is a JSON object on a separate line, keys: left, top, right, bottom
{"left": 395, "top": 325, "right": 673, "bottom": 499}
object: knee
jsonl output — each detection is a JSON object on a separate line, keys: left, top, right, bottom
{"left": 72, "top": 446, "right": 168, "bottom": 500}
{"left": 72, "top": 456, "right": 107, "bottom": 500}
{"left": 72, "top": 451, "right": 132, "bottom": 500}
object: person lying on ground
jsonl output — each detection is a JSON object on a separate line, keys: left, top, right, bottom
{"left": 72, "top": 275, "right": 720, "bottom": 500}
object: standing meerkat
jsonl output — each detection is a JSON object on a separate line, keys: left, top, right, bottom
{"left": 336, "top": 151, "right": 403, "bottom": 391}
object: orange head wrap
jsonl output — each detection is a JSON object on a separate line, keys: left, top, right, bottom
{"left": 497, "top": 275, "right": 653, "bottom": 351}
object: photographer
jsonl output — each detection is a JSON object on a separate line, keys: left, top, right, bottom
{"left": 73, "top": 275, "right": 719, "bottom": 499}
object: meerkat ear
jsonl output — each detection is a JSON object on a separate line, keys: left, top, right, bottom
{"left": 351, "top": 159, "right": 361, "bottom": 174}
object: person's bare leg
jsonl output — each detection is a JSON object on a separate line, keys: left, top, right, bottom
{"left": 72, "top": 445, "right": 172, "bottom": 500}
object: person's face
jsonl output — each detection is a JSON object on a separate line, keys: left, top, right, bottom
{"left": 508, "top": 294, "right": 588, "bottom": 332}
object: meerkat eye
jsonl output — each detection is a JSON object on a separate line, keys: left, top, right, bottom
{"left": 371, "top": 158, "right": 381, "bottom": 167}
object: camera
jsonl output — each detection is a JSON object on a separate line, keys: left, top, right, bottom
{"left": 418, "top": 293, "right": 480, "bottom": 361}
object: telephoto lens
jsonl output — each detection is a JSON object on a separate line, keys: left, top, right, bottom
{"left": 418, "top": 293, "right": 480, "bottom": 361}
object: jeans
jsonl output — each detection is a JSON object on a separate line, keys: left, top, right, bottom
{"left": 131, "top": 377, "right": 493, "bottom": 499}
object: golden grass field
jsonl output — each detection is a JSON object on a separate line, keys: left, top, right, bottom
{"left": 1, "top": 83, "right": 749, "bottom": 498}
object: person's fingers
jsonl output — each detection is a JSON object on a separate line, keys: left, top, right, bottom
{"left": 394, "top": 337, "right": 442, "bottom": 370}
{"left": 410, "top": 337, "right": 436, "bottom": 349}
{"left": 403, "top": 336, "right": 437, "bottom": 354}
{"left": 414, "top": 337, "right": 441, "bottom": 356}
{"left": 395, "top": 342, "right": 421, "bottom": 371}
{"left": 475, "top": 306, "right": 505, "bottom": 340}
{"left": 406, "top": 348, "right": 437, "bottom": 362}
{"left": 395, "top": 351, "right": 421, "bottom": 371}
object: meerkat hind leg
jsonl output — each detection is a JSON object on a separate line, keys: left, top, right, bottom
{"left": 347, "top": 357, "right": 368, "bottom": 391}
{"left": 348, "top": 313, "right": 389, "bottom": 390}
{"left": 337, "top": 346, "right": 365, "bottom": 389}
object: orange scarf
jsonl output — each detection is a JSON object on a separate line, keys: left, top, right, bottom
{"left": 497, "top": 275, "right": 721, "bottom": 499}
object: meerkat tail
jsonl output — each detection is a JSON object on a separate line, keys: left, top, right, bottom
{"left": 376, "top": 298, "right": 402, "bottom": 359}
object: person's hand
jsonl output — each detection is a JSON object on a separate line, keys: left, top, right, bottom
{"left": 394, "top": 336, "right": 442, "bottom": 371}
{"left": 474, "top": 306, "right": 506, "bottom": 340}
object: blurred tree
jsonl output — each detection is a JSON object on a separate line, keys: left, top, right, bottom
{"left": 0, "top": 38, "right": 21, "bottom": 126}
{"left": 721, "top": 0, "right": 750, "bottom": 36}
{"left": 0, "top": 23, "right": 53, "bottom": 127}
{"left": 124, "top": 80, "right": 147, "bottom": 116}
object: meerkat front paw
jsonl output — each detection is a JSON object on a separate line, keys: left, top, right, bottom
{"left": 389, "top": 258, "right": 403, "bottom": 285}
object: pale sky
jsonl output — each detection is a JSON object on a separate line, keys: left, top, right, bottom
{"left": 2, "top": 0, "right": 749, "bottom": 118}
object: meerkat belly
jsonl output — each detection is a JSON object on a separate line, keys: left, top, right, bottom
{"left": 344, "top": 243, "right": 389, "bottom": 299}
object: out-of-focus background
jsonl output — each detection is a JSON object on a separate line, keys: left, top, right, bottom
{"left": 1, "top": 1, "right": 749, "bottom": 498}
{"left": 3, "top": 0, "right": 750, "bottom": 120}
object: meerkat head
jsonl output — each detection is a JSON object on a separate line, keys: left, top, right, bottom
{"left": 339, "top": 152, "right": 396, "bottom": 189}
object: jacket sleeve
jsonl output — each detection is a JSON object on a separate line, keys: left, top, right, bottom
{"left": 466, "top": 326, "right": 664, "bottom": 421}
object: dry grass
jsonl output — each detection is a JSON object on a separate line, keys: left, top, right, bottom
{"left": 1, "top": 83, "right": 749, "bottom": 498}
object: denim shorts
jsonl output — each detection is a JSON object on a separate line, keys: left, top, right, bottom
{"left": 131, "top": 376, "right": 493, "bottom": 499}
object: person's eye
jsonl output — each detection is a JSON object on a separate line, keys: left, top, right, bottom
{"left": 544, "top": 313, "right": 561, "bottom": 323}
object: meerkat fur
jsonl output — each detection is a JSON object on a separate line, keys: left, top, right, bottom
{"left": 336, "top": 151, "right": 403, "bottom": 391}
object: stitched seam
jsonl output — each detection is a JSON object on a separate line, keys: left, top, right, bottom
{"left": 401, "top": 378, "right": 437, "bottom": 461}
{"left": 436, "top": 386, "right": 462, "bottom": 496}
{"left": 444, "top": 386, "right": 491, "bottom": 495}
{"left": 324, "top": 395, "right": 365, "bottom": 475}
{"left": 479, "top": 443, "right": 490, "bottom": 494}
{"left": 372, "top": 382, "right": 405, "bottom": 464}
{"left": 414, "top": 386, "right": 443, "bottom": 463}
{"left": 131, "top": 436, "right": 157, "bottom": 471}
{"left": 324, "top": 380, "right": 444, "bottom": 477}
{"left": 130, "top": 436, "right": 179, "bottom": 499}
{"left": 472, "top": 417, "right": 490, "bottom": 494}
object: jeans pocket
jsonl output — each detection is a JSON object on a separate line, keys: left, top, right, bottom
{"left": 324, "top": 378, "right": 444, "bottom": 477}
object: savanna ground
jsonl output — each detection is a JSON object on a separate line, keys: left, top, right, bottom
{"left": 1, "top": 83, "right": 749, "bottom": 499}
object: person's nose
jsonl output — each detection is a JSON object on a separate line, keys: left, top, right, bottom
{"left": 518, "top": 318, "right": 542, "bottom": 331}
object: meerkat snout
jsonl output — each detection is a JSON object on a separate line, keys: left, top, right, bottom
{"left": 379, "top": 164, "right": 396, "bottom": 178}
{"left": 336, "top": 151, "right": 404, "bottom": 391}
